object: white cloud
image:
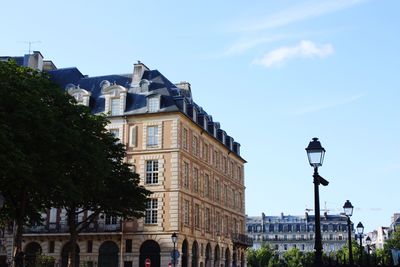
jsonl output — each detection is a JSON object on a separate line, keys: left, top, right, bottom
{"left": 233, "top": 0, "right": 365, "bottom": 33}
{"left": 253, "top": 40, "right": 334, "bottom": 68}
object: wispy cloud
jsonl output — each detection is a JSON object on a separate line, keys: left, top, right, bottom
{"left": 223, "top": 35, "right": 287, "bottom": 56}
{"left": 295, "top": 93, "right": 365, "bottom": 115}
{"left": 252, "top": 40, "right": 334, "bottom": 68}
{"left": 232, "top": 0, "right": 365, "bottom": 33}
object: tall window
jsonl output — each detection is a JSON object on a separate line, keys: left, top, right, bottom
{"left": 105, "top": 214, "right": 117, "bottom": 225}
{"left": 203, "top": 143, "right": 209, "bottom": 162}
{"left": 148, "top": 97, "right": 159, "bottom": 112}
{"left": 224, "top": 185, "right": 228, "bottom": 206}
{"left": 192, "top": 135, "right": 199, "bottom": 156}
{"left": 216, "top": 212, "right": 221, "bottom": 235}
{"left": 147, "top": 126, "right": 159, "bottom": 147}
{"left": 215, "top": 180, "right": 220, "bottom": 201}
{"left": 183, "top": 128, "right": 188, "bottom": 150}
{"left": 193, "top": 167, "right": 199, "bottom": 192}
{"left": 204, "top": 174, "right": 210, "bottom": 197}
{"left": 183, "top": 162, "right": 189, "bottom": 189}
{"left": 111, "top": 98, "right": 121, "bottom": 116}
{"left": 194, "top": 204, "right": 200, "bottom": 228}
{"left": 205, "top": 208, "right": 210, "bottom": 232}
{"left": 184, "top": 200, "right": 190, "bottom": 226}
{"left": 146, "top": 160, "right": 158, "bottom": 184}
{"left": 145, "top": 199, "right": 158, "bottom": 224}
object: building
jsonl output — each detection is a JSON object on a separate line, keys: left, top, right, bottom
{"left": 1, "top": 52, "right": 252, "bottom": 267}
{"left": 246, "top": 212, "right": 350, "bottom": 255}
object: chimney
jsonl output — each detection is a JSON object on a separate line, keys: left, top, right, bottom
{"left": 175, "top": 81, "right": 192, "bottom": 99}
{"left": 23, "top": 51, "right": 44, "bottom": 70}
{"left": 132, "top": 61, "right": 149, "bottom": 87}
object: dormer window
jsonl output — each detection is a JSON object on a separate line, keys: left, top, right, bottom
{"left": 101, "top": 82, "right": 127, "bottom": 116}
{"left": 192, "top": 107, "right": 197, "bottom": 122}
{"left": 148, "top": 96, "right": 160, "bottom": 112}
{"left": 67, "top": 84, "right": 91, "bottom": 106}
{"left": 140, "top": 79, "right": 150, "bottom": 93}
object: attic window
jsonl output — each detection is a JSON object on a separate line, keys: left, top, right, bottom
{"left": 140, "top": 79, "right": 150, "bottom": 92}
{"left": 148, "top": 96, "right": 160, "bottom": 112}
{"left": 111, "top": 98, "right": 121, "bottom": 116}
{"left": 67, "top": 85, "right": 91, "bottom": 106}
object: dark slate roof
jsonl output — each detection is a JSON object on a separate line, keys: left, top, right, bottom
{"left": 44, "top": 65, "right": 244, "bottom": 160}
{"left": 0, "top": 56, "right": 24, "bottom": 65}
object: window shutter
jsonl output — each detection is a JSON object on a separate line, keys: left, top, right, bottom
{"left": 130, "top": 126, "right": 137, "bottom": 147}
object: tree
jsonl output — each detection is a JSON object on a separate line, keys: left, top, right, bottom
{"left": 247, "top": 244, "right": 277, "bottom": 267}
{"left": 383, "top": 227, "right": 400, "bottom": 265}
{"left": 283, "top": 248, "right": 304, "bottom": 267}
{"left": 0, "top": 60, "right": 74, "bottom": 254}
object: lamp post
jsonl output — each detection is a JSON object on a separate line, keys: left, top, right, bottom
{"left": 356, "top": 222, "right": 364, "bottom": 266}
{"left": 171, "top": 232, "right": 178, "bottom": 267}
{"left": 366, "top": 236, "right": 371, "bottom": 266}
{"left": 343, "top": 200, "right": 354, "bottom": 266}
{"left": 306, "top": 138, "right": 329, "bottom": 267}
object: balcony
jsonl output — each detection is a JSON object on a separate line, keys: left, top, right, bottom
{"left": 231, "top": 233, "right": 253, "bottom": 247}
{"left": 23, "top": 222, "right": 122, "bottom": 234}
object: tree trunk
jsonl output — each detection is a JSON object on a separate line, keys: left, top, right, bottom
{"left": 14, "top": 189, "right": 27, "bottom": 257}
{"left": 67, "top": 208, "right": 78, "bottom": 267}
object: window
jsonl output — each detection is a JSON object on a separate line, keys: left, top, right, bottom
{"left": 284, "top": 244, "right": 288, "bottom": 250}
{"left": 184, "top": 200, "right": 190, "bottom": 226}
{"left": 148, "top": 97, "right": 159, "bottom": 112}
{"left": 125, "top": 239, "right": 132, "bottom": 253}
{"left": 194, "top": 204, "right": 200, "bottom": 228}
{"left": 183, "top": 128, "right": 188, "bottom": 150}
{"left": 49, "top": 208, "right": 57, "bottom": 223}
{"left": 205, "top": 208, "right": 210, "bottom": 232}
{"left": 105, "top": 215, "right": 117, "bottom": 225}
{"left": 183, "top": 162, "right": 189, "bottom": 189}
{"left": 146, "top": 160, "right": 158, "bottom": 184}
{"left": 203, "top": 143, "right": 209, "bottom": 162}
{"left": 193, "top": 167, "right": 199, "bottom": 192}
{"left": 224, "top": 185, "right": 228, "bottom": 206}
{"left": 192, "top": 135, "right": 199, "bottom": 156}
{"left": 110, "top": 129, "right": 119, "bottom": 140}
{"left": 147, "top": 126, "right": 159, "bottom": 147}
{"left": 145, "top": 199, "right": 158, "bottom": 224}
{"left": 129, "top": 126, "right": 137, "bottom": 147}
{"left": 216, "top": 212, "right": 221, "bottom": 235}
{"left": 49, "top": 241, "right": 55, "bottom": 253}
{"left": 87, "top": 240, "right": 93, "bottom": 253}
{"left": 204, "top": 174, "right": 210, "bottom": 197}
{"left": 215, "top": 180, "right": 220, "bottom": 201}
{"left": 111, "top": 98, "right": 121, "bottom": 116}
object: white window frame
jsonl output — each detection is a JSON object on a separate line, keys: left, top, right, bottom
{"left": 146, "top": 160, "right": 159, "bottom": 184}
{"left": 147, "top": 126, "right": 159, "bottom": 147}
{"left": 145, "top": 199, "right": 158, "bottom": 224}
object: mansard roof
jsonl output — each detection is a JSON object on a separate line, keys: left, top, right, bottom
{"left": 45, "top": 63, "right": 244, "bottom": 160}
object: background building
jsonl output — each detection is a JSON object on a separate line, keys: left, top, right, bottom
{"left": 1, "top": 52, "right": 251, "bottom": 267}
{"left": 246, "top": 212, "right": 350, "bottom": 255}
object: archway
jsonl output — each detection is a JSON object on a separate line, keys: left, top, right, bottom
{"left": 224, "top": 248, "right": 230, "bottom": 267}
{"left": 139, "top": 240, "right": 160, "bottom": 267}
{"left": 205, "top": 243, "right": 211, "bottom": 267}
{"left": 61, "top": 242, "right": 80, "bottom": 267}
{"left": 181, "top": 240, "right": 188, "bottom": 267}
{"left": 213, "top": 245, "right": 220, "bottom": 267}
{"left": 240, "top": 252, "right": 245, "bottom": 267}
{"left": 232, "top": 247, "right": 237, "bottom": 267}
{"left": 98, "top": 241, "right": 119, "bottom": 267}
{"left": 24, "top": 242, "right": 42, "bottom": 267}
{"left": 191, "top": 241, "right": 198, "bottom": 267}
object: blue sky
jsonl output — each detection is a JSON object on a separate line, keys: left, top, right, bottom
{"left": 2, "top": 0, "right": 399, "bottom": 233}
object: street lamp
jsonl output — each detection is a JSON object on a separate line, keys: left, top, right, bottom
{"left": 366, "top": 236, "right": 371, "bottom": 266}
{"left": 343, "top": 200, "right": 354, "bottom": 266}
{"left": 171, "top": 232, "right": 178, "bottom": 267}
{"left": 356, "top": 222, "right": 364, "bottom": 266}
{"left": 306, "top": 138, "right": 329, "bottom": 266}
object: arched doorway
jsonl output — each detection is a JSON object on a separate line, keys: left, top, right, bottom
{"left": 213, "top": 245, "right": 220, "bottom": 267}
{"left": 224, "top": 248, "right": 230, "bottom": 267}
{"left": 205, "top": 243, "right": 211, "bottom": 267}
{"left": 0, "top": 245, "right": 7, "bottom": 267}
{"left": 232, "top": 248, "right": 237, "bottom": 267}
{"left": 181, "top": 240, "right": 188, "bottom": 267}
{"left": 98, "top": 241, "right": 119, "bottom": 267}
{"left": 191, "top": 241, "right": 198, "bottom": 267}
{"left": 61, "top": 242, "right": 80, "bottom": 267}
{"left": 24, "top": 242, "right": 42, "bottom": 267}
{"left": 139, "top": 240, "right": 160, "bottom": 267}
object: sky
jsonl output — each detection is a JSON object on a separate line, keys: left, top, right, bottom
{"left": 1, "top": 0, "right": 399, "bottom": 233}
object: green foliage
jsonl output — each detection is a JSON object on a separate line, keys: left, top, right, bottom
{"left": 35, "top": 254, "right": 55, "bottom": 267}
{"left": 382, "top": 227, "right": 400, "bottom": 265}
{"left": 283, "top": 248, "right": 303, "bottom": 267}
{"left": 247, "top": 244, "right": 277, "bottom": 267}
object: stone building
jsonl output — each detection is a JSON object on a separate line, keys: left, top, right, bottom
{"left": 246, "top": 212, "right": 350, "bottom": 255}
{"left": 1, "top": 52, "right": 252, "bottom": 267}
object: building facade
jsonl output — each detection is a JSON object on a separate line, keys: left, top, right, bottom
{"left": 1, "top": 52, "right": 251, "bottom": 267}
{"left": 246, "top": 212, "right": 351, "bottom": 255}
